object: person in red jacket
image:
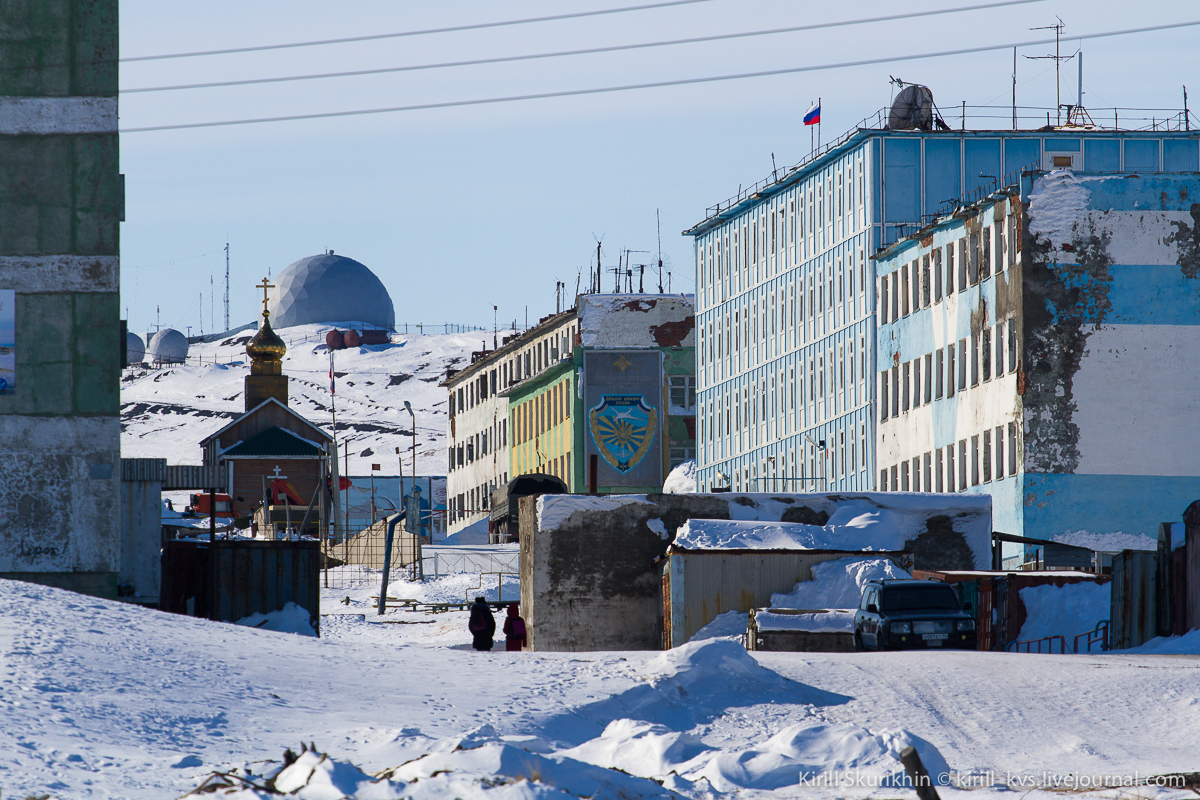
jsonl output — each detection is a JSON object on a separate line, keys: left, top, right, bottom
{"left": 502, "top": 604, "right": 526, "bottom": 652}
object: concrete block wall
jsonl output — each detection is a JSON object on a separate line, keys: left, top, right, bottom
{"left": 0, "top": 0, "right": 122, "bottom": 597}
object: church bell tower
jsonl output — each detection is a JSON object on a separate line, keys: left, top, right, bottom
{"left": 244, "top": 277, "right": 289, "bottom": 410}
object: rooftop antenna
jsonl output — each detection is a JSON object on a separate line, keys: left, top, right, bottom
{"left": 493, "top": 305, "right": 498, "bottom": 349}
{"left": 1026, "top": 18, "right": 1073, "bottom": 126}
{"left": 575, "top": 268, "right": 582, "bottom": 298}
{"left": 639, "top": 264, "right": 644, "bottom": 293}
{"left": 223, "top": 242, "right": 230, "bottom": 332}
{"left": 656, "top": 209, "right": 664, "bottom": 293}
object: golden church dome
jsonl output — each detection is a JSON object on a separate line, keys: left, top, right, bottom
{"left": 246, "top": 311, "right": 286, "bottom": 363}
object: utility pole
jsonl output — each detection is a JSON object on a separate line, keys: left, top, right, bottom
{"left": 656, "top": 210, "right": 664, "bottom": 293}
{"left": 224, "top": 242, "right": 230, "bottom": 332}
{"left": 1012, "top": 47, "right": 1018, "bottom": 130}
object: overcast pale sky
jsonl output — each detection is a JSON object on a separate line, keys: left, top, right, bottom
{"left": 118, "top": 0, "right": 1199, "bottom": 337}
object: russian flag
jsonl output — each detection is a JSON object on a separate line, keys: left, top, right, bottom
{"left": 804, "top": 102, "right": 820, "bottom": 126}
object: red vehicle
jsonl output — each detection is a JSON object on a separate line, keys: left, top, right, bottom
{"left": 189, "top": 492, "right": 238, "bottom": 519}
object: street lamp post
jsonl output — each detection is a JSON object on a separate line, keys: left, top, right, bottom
{"left": 403, "top": 400, "right": 422, "bottom": 580}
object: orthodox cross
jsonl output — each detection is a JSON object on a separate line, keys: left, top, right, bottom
{"left": 256, "top": 278, "right": 274, "bottom": 315}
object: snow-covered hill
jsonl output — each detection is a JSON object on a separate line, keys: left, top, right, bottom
{"left": 121, "top": 323, "right": 506, "bottom": 475}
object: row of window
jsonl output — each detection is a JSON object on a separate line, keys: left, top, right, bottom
{"left": 449, "top": 323, "right": 576, "bottom": 416}
{"left": 879, "top": 321, "right": 1018, "bottom": 420}
{"left": 699, "top": 247, "right": 868, "bottom": 385}
{"left": 711, "top": 420, "right": 870, "bottom": 492}
{"left": 878, "top": 211, "right": 1018, "bottom": 325}
{"left": 449, "top": 420, "right": 509, "bottom": 471}
{"left": 512, "top": 380, "right": 572, "bottom": 446}
{"left": 697, "top": 152, "right": 868, "bottom": 310}
{"left": 880, "top": 423, "right": 1019, "bottom": 492}
{"left": 699, "top": 335, "right": 868, "bottom": 462}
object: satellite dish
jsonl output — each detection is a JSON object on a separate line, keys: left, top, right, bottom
{"left": 887, "top": 84, "right": 936, "bottom": 131}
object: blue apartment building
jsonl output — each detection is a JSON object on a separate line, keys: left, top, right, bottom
{"left": 686, "top": 122, "right": 1200, "bottom": 543}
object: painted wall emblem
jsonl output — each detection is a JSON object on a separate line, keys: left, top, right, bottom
{"left": 0, "top": 290, "right": 13, "bottom": 395}
{"left": 589, "top": 395, "right": 657, "bottom": 473}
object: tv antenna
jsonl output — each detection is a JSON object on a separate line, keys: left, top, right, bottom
{"left": 1026, "top": 18, "right": 1075, "bottom": 126}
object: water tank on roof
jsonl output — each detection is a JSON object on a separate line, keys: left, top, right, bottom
{"left": 125, "top": 331, "right": 145, "bottom": 366}
{"left": 887, "top": 84, "right": 936, "bottom": 131}
{"left": 148, "top": 328, "right": 189, "bottom": 364}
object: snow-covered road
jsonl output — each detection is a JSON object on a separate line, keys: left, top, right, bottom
{"left": 1, "top": 577, "right": 1197, "bottom": 799}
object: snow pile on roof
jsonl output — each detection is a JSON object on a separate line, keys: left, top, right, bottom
{"left": 1017, "top": 581, "right": 1110, "bottom": 644}
{"left": 674, "top": 503, "right": 910, "bottom": 551}
{"left": 536, "top": 494, "right": 651, "bottom": 531}
{"left": 755, "top": 610, "right": 855, "bottom": 633}
{"left": 1053, "top": 530, "right": 1158, "bottom": 553}
{"left": 771, "top": 557, "right": 911, "bottom": 610}
{"left": 235, "top": 602, "right": 316, "bottom": 637}
{"left": 662, "top": 459, "right": 697, "bottom": 494}
{"left": 1027, "top": 170, "right": 1091, "bottom": 247}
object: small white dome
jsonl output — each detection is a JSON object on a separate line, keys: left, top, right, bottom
{"left": 126, "top": 332, "right": 145, "bottom": 366}
{"left": 148, "top": 328, "right": 188, "bottom": 364}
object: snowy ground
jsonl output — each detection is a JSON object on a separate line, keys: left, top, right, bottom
{"left": 121, "top": 324, "right": 510, "bottom": 476}
{"left": 2, "top": 564, "right": 1199, "bottom": 800}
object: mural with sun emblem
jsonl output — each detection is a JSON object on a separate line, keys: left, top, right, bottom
{"left": 589, "top": 395, "right": 657, "bottom": 473}
{"left": 583, "top": 350, "right": 664, "bottom": 487}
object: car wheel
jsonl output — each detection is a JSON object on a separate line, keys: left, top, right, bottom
{"left": 854, "top": 631, "right": 865, "bottom": 652}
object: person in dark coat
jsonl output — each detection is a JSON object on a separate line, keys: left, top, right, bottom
{"left": 468, "top": 596, "right": 496, "bottom": 651}
{"left": 502, "top": 604, "right": 526, "bottom": 652}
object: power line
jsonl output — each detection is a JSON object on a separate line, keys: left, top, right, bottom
{"left": 123, "top": 18, "right": 1200, "bottom": 134}
{"left": 120, "top": 0, "right": 717, "bottom": 63}
{"left": 123, "top": 0, "right": 1044, "bottom": 94}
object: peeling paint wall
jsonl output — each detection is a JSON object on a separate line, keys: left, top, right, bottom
{"left": 0, "top": 1, "right": 122, "bottom": 597}
{"left": 578, "top": 294, "right": 695, "bottom": 349}
{"left": 1021, "top": 171, "right": 1200, "bottom": 540}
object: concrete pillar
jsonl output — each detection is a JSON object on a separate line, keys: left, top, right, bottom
{"left": 0, "top": 1, "right": 122, "bottom": 598}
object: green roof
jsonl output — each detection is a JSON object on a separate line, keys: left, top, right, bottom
{"left": 223, "top": 427, "right": 322, "bottom": 457}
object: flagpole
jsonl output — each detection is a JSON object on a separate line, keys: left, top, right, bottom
{"left": 817, "top": 96, "right": 822, "bottom": 151}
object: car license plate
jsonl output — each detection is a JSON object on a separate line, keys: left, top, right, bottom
{"left": 923, "top": 633, "right": 949, "bottom": 641}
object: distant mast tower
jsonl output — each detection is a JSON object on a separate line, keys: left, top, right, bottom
{"left": 224, "top": 243, "right": 230, "bottom": 332}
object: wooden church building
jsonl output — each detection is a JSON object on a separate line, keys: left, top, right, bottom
{"left": 200, "top": 281, "right": 332, "bottom": 523}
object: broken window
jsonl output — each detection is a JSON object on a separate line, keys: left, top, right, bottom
{"left": 902, "top": 263, "right": 911, "bottom": 317}
{"left": 924, "top": 353, "right": 933, "bottom": 404}
{"left": 982, "top": 328, "right": 992, "bottom": 382}
{"left": 933, "top": 249, "right": 943, "bottom": 302}
{"left": 995, "top": 425, "right": 1005, "bottom": 480}
{"left": 911, "top": 358, "right": 920, "bottom": 408}
{"left": 921, "top": 255, "right": 931, "bottom": 307}
{"left": 935, "top": 450, "right": 944, "bottom": 493}
{"left": 880, "top": 370, "right": 890, "bottom": 420}
{"left": 946, "top": 445, "right": 956, "bottom": 492}
{"left": 971, "top": 332, "right": 980, "bottom": 386}
{"left": 958, "top": 239, "right": 969, "bottom": 289}
{"left": 959, "top": 440, "right": 968, "bottom": 489}
{"left": 902, "top": 361, "right": 911, "bottom": 412}
{"left": 981, "top": 227, "right": 992, "bottom": 279}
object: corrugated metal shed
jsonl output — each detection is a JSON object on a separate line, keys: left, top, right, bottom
{"left": 662, "top": 549, "right": 908, "bottom": 647}
{"left": 121, "top": 458, "right": 166, "bottom": 482}
{"left": 161, "top": 540, "right": 320, "bottom": 634}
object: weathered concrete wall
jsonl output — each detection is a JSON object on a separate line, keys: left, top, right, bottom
{"left": 1022, "top": 171, "right": 1200, "bottom": 541}
{"left": 578, "top": 294, "right": 695, "bottom": 349}
{"left": 0, "top": 0, "right": 121, "bottom": 598}
{"left": 521, "top": 490, "right": 989, "bottom": 651}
